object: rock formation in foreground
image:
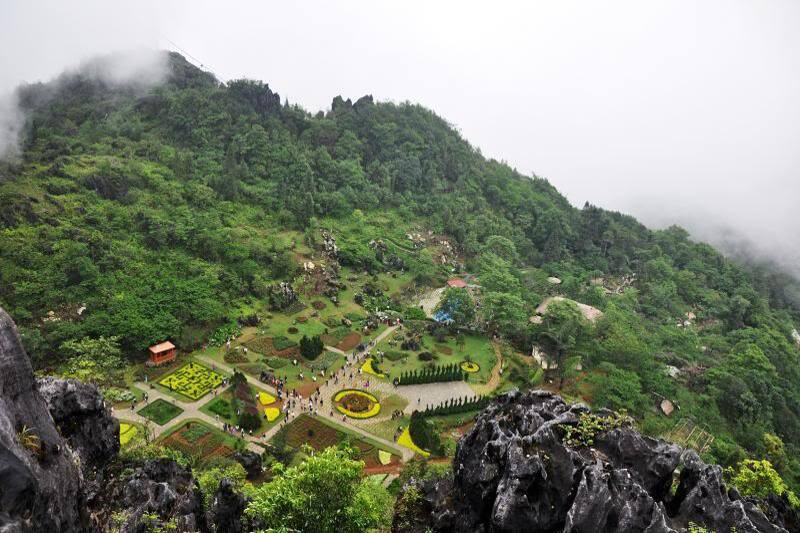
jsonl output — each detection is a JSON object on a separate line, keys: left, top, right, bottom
{"left": 397, "top": 390, "right": 798, "bottom": 533}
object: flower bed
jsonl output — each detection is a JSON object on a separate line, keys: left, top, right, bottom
{"left": 460, "top": 360, "right": 480, "bottom": 373}
{"left": 397, "top": 427, "right": 430, "bottom": 457}
{"left": 259, "top": 391, "right": 276, "bottom": 405}
{"left": 265, "top": 407, "right": 280, "bottom": 422}
{"left": 119, "top": 423, "right": 137, "bottom": 446}
{"left": 361, "top": 358, "right": 386, "bottom": 378}
{"left": 158, "top": 362, "right": 223, "bottom": 400}
{"left": 333, "top": 389, "right": 381, "bottom": 419}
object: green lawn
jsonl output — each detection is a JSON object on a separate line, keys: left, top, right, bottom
{"left": 138, "top": 398, "right": 183, "bottom": 425}
{"left": 372, "top": 331, "right": 496, "bottom": 385}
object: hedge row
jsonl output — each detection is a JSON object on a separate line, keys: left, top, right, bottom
{"left": 396, "top": 364, "right": 465, "bottom": 385}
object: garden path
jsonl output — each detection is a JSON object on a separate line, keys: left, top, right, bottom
{"left": 118, "top": 383, "right": 264, "bottom": 454}
{"left": 471, "top": 342, "right": 504, "bottom": 396}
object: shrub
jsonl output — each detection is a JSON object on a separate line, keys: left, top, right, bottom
{"left": 398, "top": 364, "right": 466, "bottom": 385}
{"left": 207, "top": 398, "right": 233, "bottom": 419}
{"left": 417, "top": 351, "right": 433, "bottom": 361}
{"left": 384, "top": 350, "right": 408, "bottom": 361}
{"left": 287, "top": 326, "right": 298, "bottom": 334}
{"left": 421, "top": 395, "right": 491, "bottom": 417}
{"left": 409, "top": 411, "right": 440, "bottom": 454}
{"left": 299, "top": 335, "right": 324, "bottom": 361}
{"left": 239, "top": 412, "right": 261, "bottom": 432}
{"left": 209, "top": 321, "right": 242, "bottom": 347}
{"left": 266, "top": 357, "right": 289, "bottom": 369}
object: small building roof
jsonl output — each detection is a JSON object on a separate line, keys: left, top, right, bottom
{"left": 149, "top": 341, "right": 175, "bottom": 354}
{"left": 447, "top": 278, "right": 467, "bottom": 288}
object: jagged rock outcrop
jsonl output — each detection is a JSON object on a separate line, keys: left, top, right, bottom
{"left": 233, "top": 450, "right": 262, "bottom": 479}
{"left": 0, "top": 307, "right": 90, "bottom": 532}
{"left": 115, "top": 458, "right": 204, "bottom": 532}
{"left": 37, "top": 377, "right": 119, "bottom": 475}
{"left": 208, "top": 479, "right": 247, "bottom": 533}
{"left": 398, "top": 390, "right": 794, "bottom": 533}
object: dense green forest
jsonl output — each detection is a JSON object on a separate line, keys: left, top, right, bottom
{"left": 2, "top": 52, "right": 800, "bottom": 489}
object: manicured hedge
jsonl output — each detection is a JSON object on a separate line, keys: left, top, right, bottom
{"left": 397, "top": 364, "right": 466, "bottom": 385}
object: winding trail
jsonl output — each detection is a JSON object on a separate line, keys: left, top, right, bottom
{"left": 471, "top": 342, "right": 504, "bottom": 396}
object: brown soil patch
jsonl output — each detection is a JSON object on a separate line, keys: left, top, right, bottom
{"left": 275, "top": 346, "right": 300, "bottom": 359}
{"left": 312, "top": 301, "right": 326, "bottom": 310}
{"left": 320, "top": 334, "right": 337, "bottom": 346}
{"left": 435, "top": 344, "right": 453, "bottom": 355}
{"left": 296, "top": 316, "right": 308, "bottom": 324}
{"left": 337, "top": 332, "right": 362, "bottom": 351}
{"left": 296, "top": 381, "right": 320, "bottom": 397}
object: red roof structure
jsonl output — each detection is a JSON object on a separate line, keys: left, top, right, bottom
{"left": 447, "top": 278, "right": 467, "bottom": 288}
{"left": 148, "top": 341, "right": 176, "bottom": 365}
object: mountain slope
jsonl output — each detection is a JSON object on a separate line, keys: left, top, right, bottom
{"left": 1, "top": 51, "right": 799, "bottom": 490}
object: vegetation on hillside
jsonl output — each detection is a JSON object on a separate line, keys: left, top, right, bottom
{"left": 1, "top": 52, "right": 800, "bottom": 490}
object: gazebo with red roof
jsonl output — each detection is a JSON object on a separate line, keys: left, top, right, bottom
{"left": 447, "top": 278, "right": 467, "bottom": 288}
{"left": 148, "top": 341, "right": 176, "bottom": 366}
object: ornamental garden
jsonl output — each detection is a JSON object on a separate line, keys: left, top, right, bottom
{"left": 158, "top": 362, "right": 224, "bottom": 400}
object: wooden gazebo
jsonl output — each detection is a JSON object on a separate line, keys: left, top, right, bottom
{"left": 148, "top": 341, "right": 176, "bottom": 366}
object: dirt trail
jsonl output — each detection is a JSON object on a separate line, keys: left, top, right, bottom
{"left": 471, "top": 342, "right": 503, "bottom": 396}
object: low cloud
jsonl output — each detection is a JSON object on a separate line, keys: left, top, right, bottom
{"left": 0, "top": 49, "right": 167, "bottom": 161}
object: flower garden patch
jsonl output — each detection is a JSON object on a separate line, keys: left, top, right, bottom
{"left": 119, "top": 423, "right": 137, "bottom": 446}
{"left": 333, "top": 389, "right": 381, "bottom": 419}
{"left": 460, "top": 360, "right": 480, "bottom": 373}
{"left": 158, "top": 362, "right": 223, "bottom": 400}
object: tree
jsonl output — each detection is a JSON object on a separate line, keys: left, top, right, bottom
{"left": 300, "top": 334, "right": 324, "bottom": 360}
{"left": 245, "top": 446, "right": 392, "bottom": 533}
{"left": 482, "top": 291, "right": 526, "bottom": 337}
{"left": 536, "top": 300, "right": 588, "bottom": 388}
{"left": 729, "top": 459, "right": 798, "bottom": 506}
{"left": 435, "top": 287, "right": 476, "bottom": 328}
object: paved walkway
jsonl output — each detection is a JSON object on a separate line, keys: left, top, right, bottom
{"left": 118, "top": 325, "right": 408, "bottom": 460}
{"left": 117, "top": 323, "right": 497, "bottom": 463}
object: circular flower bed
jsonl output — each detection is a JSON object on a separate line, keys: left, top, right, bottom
{"left": 460, "top": 360, "right": 480, "bottom": 373}
{"left": 333, "top": 389, "right": 381, "bottom": 419}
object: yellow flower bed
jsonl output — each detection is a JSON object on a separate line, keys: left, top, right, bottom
{"left": 264, "top": 407, "right": 280, "bottom": 422}
{"left": 460, "top": 360, "right": 480, "bottom": 373}
{"left": 361, "top": 358, "right": 386, "bottom": 378}
{"left": 378, "top": 449, "right": 392, "bottom": 465}
{"left": 333, "top": 389, "right": 381, "bottom": 419}
{"left": 397, "top": 427, "right": 430, "bottom": 457}
{"left": 259, "top": 391, "right": 276, "bottom": 405}
{"left": 119, "top": 423, "right": 137, "bottom": 446}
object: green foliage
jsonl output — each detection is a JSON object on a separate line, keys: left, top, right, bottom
{"left": 245, "top": 446, "right": 392, "bottom": 533}
{"left": 209, "top": 321, "right": 242, "bottom": 347}
{"left": 196, "top": 462, "right": 249, "bottom": 506}
{"left": 272, "top": 336, "right": 297, "bottom": 352}
{"left": 397, "top": 364, "right": 466, "bottom": 385}
{"left": 138, "top": 399, "right": 183, "bottom": 425}
{"left": 728, "top": 459, "right": 799, "bottom": 507}
{"left": 435, "top": 287, "right": 476, "bottom": 327}
{"left": 299, "top": 334, "right": 324, "bottom": 360}
{"left": 409, "top": 411, "right": 441, "bottom": 454}
{"left": 421, "top": 395, "right": 490, "bottom": 417}
{"left": 58, "top": 336, "right": 123, "bottom": 384}
{"left": 560, "top": 411, "right": 632, "bottom": 448}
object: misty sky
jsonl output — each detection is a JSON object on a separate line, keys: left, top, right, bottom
{"left": 3, "top": 1, "right": 799, "bottom": 273}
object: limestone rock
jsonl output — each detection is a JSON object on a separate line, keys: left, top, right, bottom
{"left": 407, "top": 390, "right": 791, "bottom": 532}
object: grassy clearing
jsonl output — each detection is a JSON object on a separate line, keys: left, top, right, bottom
{"left": 138, "top": 399, "right": 184, "bottom": 425}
